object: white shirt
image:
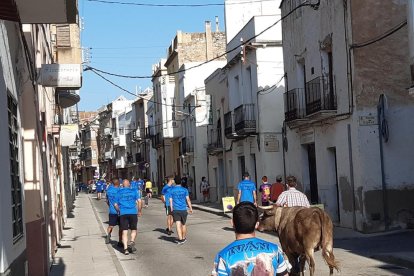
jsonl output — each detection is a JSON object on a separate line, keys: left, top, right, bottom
{"left": 276, "top": 187, "right": 310, "bottom": 207}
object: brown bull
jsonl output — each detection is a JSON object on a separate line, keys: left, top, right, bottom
{"left": 257, "top": 206, "right": 339, "bottom": 276}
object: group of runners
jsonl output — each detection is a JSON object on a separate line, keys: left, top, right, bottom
{"left": 102, "top": 171, "right": 308, "bottom": 275}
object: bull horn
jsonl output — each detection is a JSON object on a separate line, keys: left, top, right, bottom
{"left": 257, "top": 205, "right": 274, "bottom": 210}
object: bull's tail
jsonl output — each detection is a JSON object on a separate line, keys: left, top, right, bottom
{"left": 318, "top": 210, "right": 340, "bottom": 273}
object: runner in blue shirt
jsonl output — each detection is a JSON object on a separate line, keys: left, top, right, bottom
{"left": 96, "top": 179, "right": 104, "bottom": 200}
{"left": 136, "top": 177, "right": 145, "bottom": 198}
{"left": 237, "top": 172, "right": 257, "bottom": 206}
{"left": 212, "top": 202, "right": 288, "bottom": 276}
{"left": 105, "top": 179, "right": 122, "bottom": 246}
{"left": 114, "top": 179, "right": 142, "bottom": 255}
{"left": 161, "top": 176, "right": 174, "bottom": 235}
{"left": 169, "top": 182, "right": 193, "bottom": 244}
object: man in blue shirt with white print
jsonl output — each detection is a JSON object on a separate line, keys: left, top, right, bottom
{"left": 114, "top": 179, "right": 142, "bottom": 255}
{"left": 161, "top": 176, "right": 174, "bottom": 235}
{"left": 105, "top": 179, "right": 122, "bottom": 246}
{"left": 237, "top": 172, "right": 257, "bottom": 206}
{"left": 212, "top": 202, "right": 288, "bottom": 276}
{"left": 169, "top": 181, "right": 193, "bottom": 244}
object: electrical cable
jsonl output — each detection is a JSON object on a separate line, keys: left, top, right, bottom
{"left": 351, "top": 20, "right": 407, "bottom": 49}
{"left": 257, "top": 74, "right": 285, "bottom": 95}
{"left": 88, "top": 0, "right": 278, "bottom": 8}
{"left": 88, "top": 68, "right": 200, "bottom": 108}
{"left": 84, "top": 1, "right": 313, "bottom": 79}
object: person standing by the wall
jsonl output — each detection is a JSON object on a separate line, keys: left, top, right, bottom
{"left": 200, "top": 177, "right": 210, "bottom": 203}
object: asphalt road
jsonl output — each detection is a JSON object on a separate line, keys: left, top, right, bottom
{"left": 89, "top": 194, "right": 414, "bottom": 276}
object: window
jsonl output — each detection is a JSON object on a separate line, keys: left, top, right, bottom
{"left": 8, "top": 94, "right": 23, "bottom": 242}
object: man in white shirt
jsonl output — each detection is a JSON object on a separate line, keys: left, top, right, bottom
{"left": 276, "top": 175, "right": 310, "bottom": 208}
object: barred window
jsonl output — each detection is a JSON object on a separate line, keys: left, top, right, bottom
{"left": 8, "top": 94, "right": 23, "bottom": 242}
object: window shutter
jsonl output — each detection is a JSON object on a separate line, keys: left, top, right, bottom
{"left": 56, "top": 24, "right": 71, "bottom": 47}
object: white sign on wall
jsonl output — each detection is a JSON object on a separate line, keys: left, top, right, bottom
{"left": 264, "top": 134, "right": 279, "bottom": 152}
{"left": 40, "top": 64, "right": 82, "bottom": 88}
{"left": 300, "top": 129, "right": 315, "bottom": 144}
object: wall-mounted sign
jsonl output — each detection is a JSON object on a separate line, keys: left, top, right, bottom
{"left": 40, "top": 64, "right": 82, "bottom": 88}
{"left": 264, "top": 134, "right": 279, "bottom": 152}
{"left": 359, "top": 116, "right": 377, "bottom": 126}
{"left": 300, "top": 129, "right": 315, "bottom": 144}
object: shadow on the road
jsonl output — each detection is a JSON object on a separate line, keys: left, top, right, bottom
{"left": 222, "top": 227, "right": 234, "bottom": 232}
{"left": 158, "top": 236, "right": 177, "bottom": 243}
{"left": 153, "top": 228, "right": 168, "bottom": 234}
{"left": 49, "top": 257, "right": 66, "bottom": 276}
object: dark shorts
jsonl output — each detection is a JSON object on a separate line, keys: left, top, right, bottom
{"left": 172, "top": 210, "right": 188, "bottom": 225}
{"left": 108, "top": 214, "right": 119, "bottom": 227}
{"left": 145, "top": 188, "right": 152, "bottom": 194}
{"left": 119, "top": 214, "right": 138, "bottom": 231}
{"left": 165, "top": 205, "right": 172, "bottom": 216}
{"left": 262, "top": 201, "right": 270, "bottom": 206}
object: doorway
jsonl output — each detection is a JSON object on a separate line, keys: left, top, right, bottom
{"left": 328, "top": 147, "right": 340, "bottom": 223}
{"left": 307, "top": 143, "right": 319, "bottom": 204}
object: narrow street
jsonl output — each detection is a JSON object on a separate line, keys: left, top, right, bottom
{"left": 81, "top": 193, "right": 414, "bottom": 276}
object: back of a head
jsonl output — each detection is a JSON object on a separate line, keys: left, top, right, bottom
{"left": 262, "top": 176, "right": 268, "bottom": 182}
{"left": 123, "top": 179, "right": 130, "bottom": 187}
{"left": 232, "top": 202, "right": 258, "bottom": 234}
{"left": 112, "top": 178, "right": 119, "bottom": 187}
{"left": 276, "top": 175, "right": 283, "bottom": 182}
{"left": 243, "top": 172, "right": 250, "bottom": 180}
{"left": 286, "top": 176, "right": 297, "bottom": 187}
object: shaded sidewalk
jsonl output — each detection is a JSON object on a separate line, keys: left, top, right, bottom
{"left": 50, "top": 193, "right": 124, "bottom": 276}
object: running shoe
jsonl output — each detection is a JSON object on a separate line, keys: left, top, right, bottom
{"left": 124, "top": 249, "right": 129, "bottom": 255}
{"left": 105, "top": 233, "right": 111, "bottom": 244}
{"left": 128, "top": 242, "right": 137, "bottom": 253}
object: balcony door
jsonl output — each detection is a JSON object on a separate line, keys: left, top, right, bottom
{"left": 307, "top": 143, "right": 319, "bottom": 204}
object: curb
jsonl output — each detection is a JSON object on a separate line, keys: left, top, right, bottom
{"left": 88, "top": 195, "right": 127, "bottom": 276}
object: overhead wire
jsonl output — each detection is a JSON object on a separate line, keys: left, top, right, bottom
{"left": 84, "top": 1, "right": 314, "bottom": 79}
{"left": 87, "top": 0, "right": 278, "bottom": 8}
{"left": 89, "top": 68, "right": 200, "bottom": 108}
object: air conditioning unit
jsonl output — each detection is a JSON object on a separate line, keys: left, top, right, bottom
{"left": 172, "top": 121, "right": 178, "bottom": 128}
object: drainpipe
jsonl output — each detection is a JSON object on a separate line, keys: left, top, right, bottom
{"left": 347, "top": 124, "right": 357, "bottom": 230}
{"left": 377, "top": 94, "right": 389, "bottom": 230}
{"left": 221, "top": 99, "right": 228, "bottom": 196}
{"left": 408, "top": 0, "right": 414, "bottom": 91}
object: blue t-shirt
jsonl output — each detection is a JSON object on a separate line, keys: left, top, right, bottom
{"left": 106, "top": 185, "right": 119, "bottom": 215}
{"left": 213, "top": 237, "right": 288, "bottom": 276}
{"left": 116, "top": 187, "right": 141, "bottom": 215}
{"left": 170, "top": 186, "right": 189, "bottom": 211}
{"left": 162, "top": 184, "right": 173, "bottom": 207}
{"left": 96, "top": 181, "right": 104, "bottom": 192}
{"left": 238, "top": 180, "right": 256, "bottom": 203}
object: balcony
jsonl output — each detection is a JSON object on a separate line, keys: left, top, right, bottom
{"left": 284, "top": 88, "right": 306, "bottom": 122}
{"left": 145, "top": 126, "right": 155, "bottom": 139}
{"left": 181, "top": 136, "right": 194, "bottom": 155}
{"left": 284, "top": 76, "right": 337, "bottom": 127}
{"left": 151, "top": 132, "right": 162, "bottom": 149}
{"left": 131, "top": 129, "right": 142, "bottom": 141}
{"left": 224, "top": 111, "right": 236, "bottom": 139}
{"left": 305, "top": 76, "right": 337, "bottom": 116}
{"left": 113, "top": 135, "right": 126, "bottom": 147}
{"left": 234, "top": 104, "right": 256, "bottom": 135}
{"left": 57, "top": 90, "right": 80, "bottom": 108}
{"left": 104, "top": 128, "right": 112, "bottom": 136}
{"left": 115, "top": 157, "right": 125, "bottom": 169}
{"left": 207, "top": 128, "right": 223, "bottom": 154}
{"left": 15, "top": 0, "right": 78, "bottom": 24}
{"left": 104, "top": 151, "right": 112, "bottom": 160}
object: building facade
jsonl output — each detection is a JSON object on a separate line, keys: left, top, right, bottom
{"left": 281, "top": 0, "right": 414, "bottom": 232}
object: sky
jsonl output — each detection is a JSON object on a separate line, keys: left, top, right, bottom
{"left": 78, "top": 0, "right": 224, "bottom": 111}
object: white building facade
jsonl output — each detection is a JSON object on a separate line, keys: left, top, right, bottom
{"left": 281, "top": 0, "right": 414, "bottom": 233}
